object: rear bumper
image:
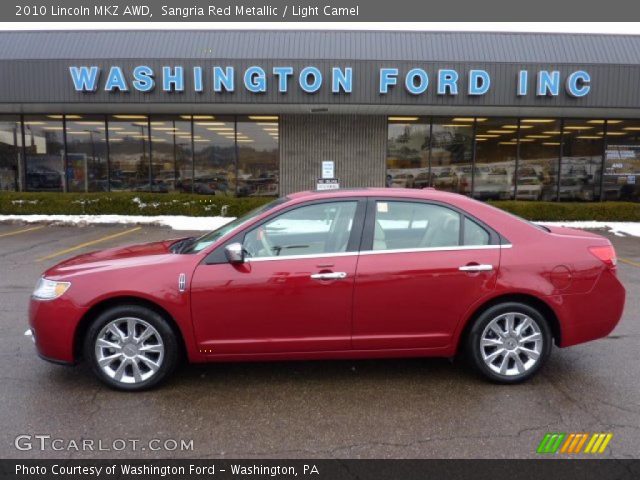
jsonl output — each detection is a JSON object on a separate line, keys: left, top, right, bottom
{"left": 29, "top": 297, "right": 87, "bottom": 364}
{"left": 556, "top": 269, "right": 626, "bottom": 348}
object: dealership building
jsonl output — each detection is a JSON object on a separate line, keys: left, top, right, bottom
{"left": 0, "top": 30, "right": 639, "bottom": 201}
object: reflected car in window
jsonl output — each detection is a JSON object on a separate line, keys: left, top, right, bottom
{"left": 29, "top": 188, "right": 625, "bottom": 390}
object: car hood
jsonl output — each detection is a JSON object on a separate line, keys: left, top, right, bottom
{"left": 44, "top": 238, "right": 186, "bottom": 277}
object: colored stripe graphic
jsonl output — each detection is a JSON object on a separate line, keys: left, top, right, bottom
{"left": 537, "top": 433, "right": 566, "bottom": 454}
{"left": 538, "top": 432, "right": 612, "bottom": 454}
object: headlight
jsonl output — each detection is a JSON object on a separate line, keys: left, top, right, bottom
{"left": 32, "top": 278, "right": 71, "bottom": 301}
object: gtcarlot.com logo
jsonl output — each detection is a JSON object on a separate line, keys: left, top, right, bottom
{"left": 536, "top": 432, "right": 613, "bottom": 454}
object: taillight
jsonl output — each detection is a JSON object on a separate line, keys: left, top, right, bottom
{"left": 588, "top": 245, "right": 617, "bottom": 269}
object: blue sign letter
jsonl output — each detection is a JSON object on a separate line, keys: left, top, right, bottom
{"left": 404, "top": 68, "right": 429, "bottom": 95}
{"left": 69, "top": 66, "right": 100, "bottom": 92}
{"left": 537, "top": 70, "right": 560, "bottom": 96}
{"left": 468, "top": 70, "right": 490, "bottom": 95}
{"left": 566, "top": 70, "right": 591, "bottom": 97}
{"left": 162, "top": 66, "right": 184, "bottom": 92}
{"left": 213, "top": 66, "right": 235, "bottom": 93}
{"left": 379, "top": 68, "right": 398, "bottom": 94}
{"left": 193, "top": 66, "right": 203, "bottom": 93}
{"left": 132, "top": 66, "right": 154, "bottom": 92}
{"left": 244, "top": 66, "right": 267, "bottom": 93}
{"left": 299, "top": 66, "right": 322, "bottom": 93}
{"left": 517, "top": 70, "right": 528, "bottom": 96}
{"left": 104, "top": 66, "right": 128, "bottom": 92}
{"left": 438, "top": 69, "right": 459, "bottom": 95}
{"left": 273, "top": 67, "right": 293, "bottom": 93}
{"left": 332, "top": 67, "right": 352, "bottom": 93}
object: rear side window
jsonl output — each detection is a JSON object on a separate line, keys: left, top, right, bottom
{"left": 463, "top": 217, "right": 490, "bottom": 246}
{"left": 371, "top": 200, "right": 494, "bottom": 251}
{"left": 373, "top": 201, "right": 461, "bottom": 250}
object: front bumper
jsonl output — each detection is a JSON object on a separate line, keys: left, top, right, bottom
{"left": 28, "top": 296, "right": 88, "bottom": 364}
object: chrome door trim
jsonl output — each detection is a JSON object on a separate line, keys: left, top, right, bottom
{"left": 244, "top": 244, "right": 512, "bottom": 262}
{"left": 359, "top": 244, "right": 511, "bottom": 257}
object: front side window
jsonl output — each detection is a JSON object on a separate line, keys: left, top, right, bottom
{"left": 243, "top": 201, "right": 358, "bottom": 258}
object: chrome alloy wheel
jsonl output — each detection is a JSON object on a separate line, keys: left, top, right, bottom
{"left": 480, "top": 312, "right": 543, "bottom": 377}
{"left": 94, "top": 317, "right": 164, "bottom": 384}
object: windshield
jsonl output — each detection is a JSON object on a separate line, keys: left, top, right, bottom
{"left": 182, "top": 197, "right": 288, "bottom": 254}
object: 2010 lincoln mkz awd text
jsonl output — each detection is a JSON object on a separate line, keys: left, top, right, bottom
{"left": 28, "top": 188, "right": 625, "bottom": 390}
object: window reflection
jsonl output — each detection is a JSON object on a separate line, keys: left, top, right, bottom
{"left": 65, "top": 115, "right": 107, "bottom": 192}
{"left": 430, "top": 117, "right": 474, "bottom": 194}
{"left": 517, "top": 119, "right": 561, "bottom": 201}
{"left": 473, "top": 118, "right": 518, "bottom": 200}
{"left": 560, "top": 119, "right": 604, "bottom": 201}
{"left": 107, "top": 115, "right": 150, "bottom": 191}
{"left": 386, "top": 117, "right": 430, "bottom": 189}
{"left": 604, "top": 120, "right": 640, "bottom": 201}
{"left": 192, "top": 115, "right": 235, "bottom": 195}
{"left": 236, "top": 116, "right": 279, "bottom": 197}
{"left": 150, "top": 117, "right": 192, "bottom": 193}
{"left": 0, "top": 116, "right": 22, "bottom": 191}
{"left": 24, "top": 116, "right": 64, "bottom": 192}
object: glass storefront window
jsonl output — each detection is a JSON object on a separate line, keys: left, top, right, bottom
{"left": 430, "top": 117, "right": 474, "bottom": 195}
{"left": 386, "top": 117, "right": 430, "bottom": 189}
{"left": 107, "top": 115, "right": 150, "bottom": 191}
{"left": 559, "top": 119, "right": 604, "bottom": 201}
{"left": 191, "top": 115, "right": 236, "bottom": 195}
{"left": 23, "top": 115, "right": 65, "bottom": 192}
{"left": 473, "top": 118, "right": 518, "bottom": 200}
{"left": 0, "top": 115, "right": 22, "bottom": 191}
{"left": 64, "top": 115, "right": 108, "bottom": 192}
{"left": 517, "top": 118, "right": 561, "bottom": 201}
{"left": 603, "top": 120, "right": 640, "bottom": 201}
{"left": 150, "top": 117, "right": 192, "bottom": 193}
{"left": 236, "top": 116, "right": 279, "bottom": 197}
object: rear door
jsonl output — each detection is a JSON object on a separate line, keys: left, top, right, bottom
{"left": 352, "top": 199, "right": 500, "bottom": 350}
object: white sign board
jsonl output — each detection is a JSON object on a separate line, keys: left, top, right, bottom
{"left": 321, "top": 161, "right": 335, "bottom": 179}
{"left": 316, "top": 178, "right": 340, "bottom": 190}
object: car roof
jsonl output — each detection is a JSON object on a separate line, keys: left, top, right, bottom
{"left": 286, "top": 187, "right": 464, "bottom": 202}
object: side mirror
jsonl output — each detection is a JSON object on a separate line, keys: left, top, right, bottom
{"left": 224, "top": 243, "right": 245, "bottom": 264}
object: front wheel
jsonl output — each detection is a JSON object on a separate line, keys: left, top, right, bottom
{"left": 84, "top": 305, "right": 179, "bottom": 391}
{"left": 466, "top": 302, "right": 552, "bottom": 384}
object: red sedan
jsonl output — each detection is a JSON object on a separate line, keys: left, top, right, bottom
{"left": 29, "top": 188, "right": 625, "bottom": 390}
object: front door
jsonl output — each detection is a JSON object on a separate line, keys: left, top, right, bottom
{"left": 191, "top": 199, "right": 364, "bottom": 355}
{"left": 352, "top": 199, "right": 500, "bottom": 350}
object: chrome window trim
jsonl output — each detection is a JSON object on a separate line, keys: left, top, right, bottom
{"left": 246, "top": 251, "right": 359, "bottom": 263}
{"left": 359, "top": 243, "right": 511, "bottom": 256}
{"left": 245, "top": 244, "right": 512, "bottom": 262}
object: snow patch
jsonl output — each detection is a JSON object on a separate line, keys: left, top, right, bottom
{"left": 0, "top": 215, "right": 638, "bottom": 237}
{"left": 540, "top": 221, "right": 640, "bottom": 238}
{"left": 0, "top": 214, "right": 235, "bottom": 231}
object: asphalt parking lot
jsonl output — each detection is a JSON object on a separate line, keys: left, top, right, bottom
{"left": 0, "top": 222, "right": 638, "bottom": 459}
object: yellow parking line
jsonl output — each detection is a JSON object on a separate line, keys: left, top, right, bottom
{"left": 619, "top": 257, "right": 640, "bottom": 268}
{"left": 36, "top": 227, "right": 142, "bottom": 262}
{"left": 0, "top": 225, "right": 44, "bottom": 238}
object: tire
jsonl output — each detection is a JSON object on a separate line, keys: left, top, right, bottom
{"left": 83, "top": 304, "right": 179, "bottom": 391}
{"left": 466, "top": 302, "right": 552, "bottom": 384}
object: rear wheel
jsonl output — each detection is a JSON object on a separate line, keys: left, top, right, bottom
{"left": 84, "top": 305, "right": 179, "bottom": 391}
{"left": 467, "top": 302, "right": 552, "bottom": 383}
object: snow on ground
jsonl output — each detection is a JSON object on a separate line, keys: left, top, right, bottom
{"left": 0, "top": 215, "right": 235, "bottom": 231}
{"left": 0, "top": 215, "right": 639, "bottom": 237}
{"left": 541, "top": 221, "right": 640, "bottom": 238}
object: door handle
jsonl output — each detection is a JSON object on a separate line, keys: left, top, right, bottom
{"left": 459, "top": 264, "right": 493, "bottom": 272}
{"left": 310, "top": 272, "right": 347, "bottom": 280}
